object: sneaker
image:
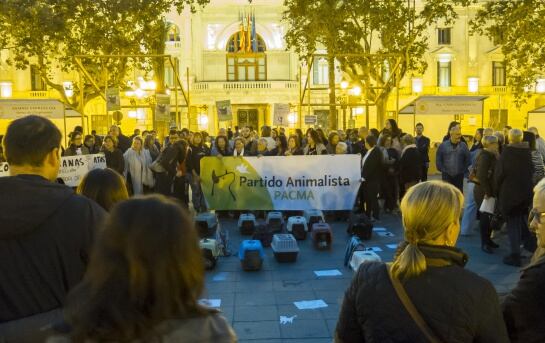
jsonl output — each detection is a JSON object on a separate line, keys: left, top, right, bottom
{"left": 503, "top": 254, "right": 522, "bottom": 267}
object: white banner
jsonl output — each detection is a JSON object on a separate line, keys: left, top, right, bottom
{"left": 415, "top": 99, "right": 483, "bottom": 115}
{"left": 0, "top": 100, "right": 64, "bottom": 119}
{"left": 0, "top": 153, "right": 107, "bottom": 187}
{"left": 201, "top": 155, "right": 362, "bottom": 210}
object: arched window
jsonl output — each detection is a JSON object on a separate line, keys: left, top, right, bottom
{"left": 226, "top": 33, "right": 267, "bottom": 81}
{"left": 226, "top": 33, "right": 266, "bottom": 53}
{"left": 167, "top": 22, "right": 181, "bottom": 42}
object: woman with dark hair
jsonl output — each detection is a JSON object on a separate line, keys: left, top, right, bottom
{"left": 101, "top": 135, "right": 125, "bottom": 175}
{"left": 77, "top": 168, "right": 129, "bottom": 211}
{"left": 187, "top": 132, "right": 210, "bottom": 213}
{"left": 471, "top": 128, "right": 484, "bottom": 152}
{"left": 211, "top": 136, "right": 231, "bottom": 156}
{"left": 51, "top": 196, "right": 236, "bottom": 342}
{"left": 303, "top": 129, "right": 327, "bottom": 155}
{"left": 382, "top": 119, "right": 402, "bottom": 153}
{"left": 316, "top": 128, "right": 329, "bottom": 146}
{"left": 275, "top": 134, "right": 288, "bottom": 156}
{"left": 63, "top": 131, "right": 90, "bottom": 156}
{"left": 523, "top": 130, "right": 545, "bottom": 185}
{"left": 286, "top": 135, "right": 303, "bottom": 156}
{"left": 144, "top": 134, "right": 160, "bottom": 162}
{"left": 295, "top": 129, "right": 304, "bottom": 148}
{"left": 83, "top": 135, "right": 99, "bottom": 154}
{"left": 326, "top": 132, "right": 340, "bottom": 154}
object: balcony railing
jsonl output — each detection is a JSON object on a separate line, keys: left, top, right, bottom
{"left": 192, "top": 81, "right": 298, "bottom": 91}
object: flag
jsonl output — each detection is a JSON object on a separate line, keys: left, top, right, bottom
{"left": 252, "top": 10, "right": 257, "bottom": 52}
{"left": 238, "top": 24, "right": 245, "bottom": 52}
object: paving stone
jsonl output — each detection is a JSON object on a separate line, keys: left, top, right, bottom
{"left": 234, "top": 305, "right": 278, "bottom": 322}
{"left": 235, "top": 291, "right": 277, "bottom": 306}
{"left": 235, "top": 280, "right": 274, "bottom": 293}
{"left": 274, "top": 290, "right": 317, "bottom": 305}
{"left": 280, "top": 319, "right": 330, "bottom": 339}
{"left": 233, "top": 321, "right": 281, "bottom": 340}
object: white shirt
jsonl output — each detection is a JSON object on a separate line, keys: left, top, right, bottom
{"left": 233, "top": 148, "right": 245, "bottom": 156}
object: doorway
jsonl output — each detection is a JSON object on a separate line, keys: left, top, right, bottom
{"left": 237, "top": 109, "right": 259, "bottom": 130}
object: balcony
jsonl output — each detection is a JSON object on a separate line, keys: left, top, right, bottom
{"left": 192, "top": 81, "right": 298, "bottom": 92}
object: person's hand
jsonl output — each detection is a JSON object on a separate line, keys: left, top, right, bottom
{"left": 176, "top": 170, "right": 182, "bottom": 177}
{"left": 217, "top": 154, "right": 223, "bottom": 159}
{"left": 285, "top": 151, "right": 292, "bottom": 156}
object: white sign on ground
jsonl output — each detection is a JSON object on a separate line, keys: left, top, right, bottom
{"left": 314, "top": 269, "right": 342, "bottom": 277}
{"left": 293, "top": 300, "right": 328, "bottom": 310}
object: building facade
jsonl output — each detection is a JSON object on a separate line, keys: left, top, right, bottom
{"left": 1, "top": 0, "right": 545, "bottom": 143}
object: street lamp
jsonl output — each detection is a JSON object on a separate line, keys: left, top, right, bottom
{"left": 63, "top": 81, "right": 74, "bottom": 98}
{"left": 468, "top": 77, "right": 479, "bottom": 93}
{"left": 350, "top": 86, "right": 362, "bottom": 96}
{"left": 0, "top": 82, "right": 12, "bottom": 98}
{"left": 412, "top": 77, "right": 423, "bottom": 94}
{"left": 536, "top": 79, "right": 545, "bottom": 94}
{"left": 340, "top": 80, "right": 349, "bottom": 90}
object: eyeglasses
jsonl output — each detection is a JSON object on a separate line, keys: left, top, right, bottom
{"left": 528, "top": 209, "right": 545, "bottom": 224}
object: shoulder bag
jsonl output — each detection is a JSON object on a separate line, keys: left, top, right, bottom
{"left": 386, "top": 264, "right": 444, "bottom": 343}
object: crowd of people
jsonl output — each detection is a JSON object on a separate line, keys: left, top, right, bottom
{"left": 1, "top": 115, "right": 545, "bottom": 342}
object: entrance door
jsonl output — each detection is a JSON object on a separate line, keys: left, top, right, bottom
{"left": 237, "top": 109, "right": 259, "bottom": 130}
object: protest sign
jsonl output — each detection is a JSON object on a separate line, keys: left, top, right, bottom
{"left": 0, "top": 153, "right": 107, "bottom": 187}
{"left": 273, "top": 103, "right": 290, "bottom": 126}
{"left": 200, "top": 155, "right": 361, "bottom": 210}
{"left": 216, "top": 100, "right": 233, "bottom": 121}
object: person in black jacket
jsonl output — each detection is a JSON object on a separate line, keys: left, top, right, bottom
{"left": 474, "top": 135, "right": 500, "bottom": 254}
{"left": 154, "top": 131, "right": 181, "bottom": 197}
{"left": 502, "top": 178, "right": 545, "bottom": 342}
{"left": 399, "top": 134, "right": 422, "bottom": 197}
{"left": 415, "top": 123, "right": 430, "bottom": 181}
{"left": 187, "top": 132, "right": 210, "bottom": 213}
{"left": 101, "top": 135, "right": 125, "bottom": 175}
{"left": 351, "top": 127, "right": 368, "bottom": 156}
{"left": 336, "top": 181, "right": 509, "bottom": 343}
{"left": 361, "top": 134, "right": 382, "bottom": 221}
{"left": 495, "top": 129, "right": 534, "bottom": 266}
{"left": 109, "top": 125, "right": 131, "bottom": 153}
{"left": 0, "top": 116, "right": 106, "bottom": 343}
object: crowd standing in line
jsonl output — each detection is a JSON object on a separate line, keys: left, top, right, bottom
{"left": 1, "top": 114, "right": 545, "bottom": 342}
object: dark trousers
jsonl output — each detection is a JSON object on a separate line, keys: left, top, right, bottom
{"left": 442, "top": 173, "right": 464, "bottom": 193}
{"left": 479, "top": 212, "right": 493, "bottom": 247}
{"left": 0, "top": 308, "right": 63, "bottom": 343}
{"left": 421, "top": 165, "right": 428, "bottom": 181}
{"left": 173, "top": 175, "right": 188, "bottom": 208}
{"left": 362, "top": 180, "right": 380, "bottom": 220}
{"left": 381, "top": 175, "right": 397, "bottom": 211}
{"left": 155, "top": 172, "right": 173, "bottom": 196}
{"left": 506, "top": 214, "right": 536, "bottom": 255}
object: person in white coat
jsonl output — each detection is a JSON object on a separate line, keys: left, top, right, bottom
{"left": 124, "top": 136, "right": 153, "bottom": 195}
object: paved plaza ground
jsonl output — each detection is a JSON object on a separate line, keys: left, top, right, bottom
{"left": 200, "top": 211, "right": 523, "bottom": 343}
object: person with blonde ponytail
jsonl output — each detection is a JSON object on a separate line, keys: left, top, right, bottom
{"left": 335, "top": 181, "right": 509, "bottom": 343}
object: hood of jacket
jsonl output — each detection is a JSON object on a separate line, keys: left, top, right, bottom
{"left": 0, "top": 174, "right": 74, "bottom": 239}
